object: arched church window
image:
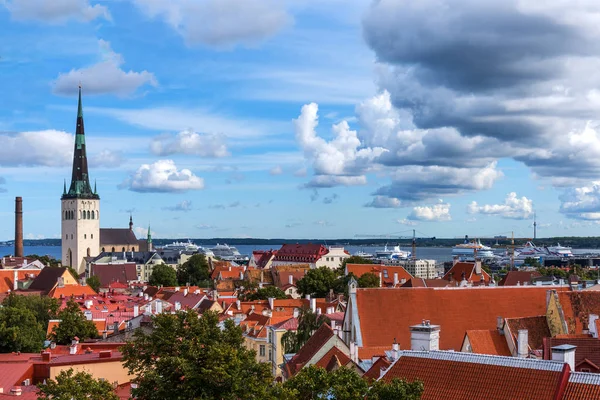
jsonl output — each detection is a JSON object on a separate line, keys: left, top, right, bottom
{"left": 122, "top": 247, "right": 126, "bottom": 252}
{"left": 87, "top": 248, "right": 91, "bottom": 257}
{"left": 91, "top": 234, "right": 93, "bottom": 239}
{"left": 64, "top": 211, "right": 67, "bottom": 220}
{"left": 112, "top": 247, "right": 115, "bottom": 252}
{"left": 132, "top": 247, "right": 135, "bottom": 252}
{"left": 91, "top": 211, "right": 95, "bottom": 219}
{"left": 87, "top": 210, "right": 91, "bottom": 219}
{"left": 102, "top": 247, "right": 105, "bottom": 252}
{"left": 65, "top": 234, "right": 68, "bottom": 239}
{"left": 71, "top": 234, "right": 73, "bottom": 240}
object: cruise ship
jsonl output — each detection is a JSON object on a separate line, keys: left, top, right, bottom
{"left": 209, "top": 243, "right": 249, "bottom": 262}
{"left": 452, "top": 239, "right": 495, "bottom": 259}
{"left": 374, "top": 245, "right": 411, "bottom": 261}
{"left": 157, "top": 240, "right": 215, "bottom": 257}
{"left": 515, "top": 242, "right": 573, "bottom": 258}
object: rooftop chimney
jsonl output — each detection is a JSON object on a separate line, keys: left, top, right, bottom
{"left": 310, "top": 298, "right": 317, "bottom": 314}
{"left": 268, "top": 297, "right": 274, "bottom": 310}
{"left": 517, "top": 329, "right": 528, "bottom": 358}
{"left": 410, "top": 320, "right": 440, "bottom": 351}
{"left": 392, "top": 338, "right": 400, "bottom": 361}
{"left": 497, "top": 316, "right": 504, "bottom": 334}
{"left": 288, "top": 274, "right": 294, "bottom": 285}
{"left": 393, "top": 272, "right": 399, "bottom": 286}
{"left": 552, "top": 344, "right": 576, "bottom": 371}
{"left": 14, "top": 197, "right": 23, "bottom": 258}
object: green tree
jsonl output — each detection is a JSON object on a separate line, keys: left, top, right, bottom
{"left": 37, "top": 368, "right": 119, "bottom": 400}
{"left": 282, "top": 366, "right": 423, "bottom": 400}
{"left": 176, "top": 254, "right": 210, "bottom": 286}
{"left": 357, "top": 272, "right": 380, "bottom": 288}
{"left": 340, "top": 255, "right": 373, "bottom": 270}
{"left": 0, "top": 307, "right": 45, "bottom": 352}
{"left": 524, "top": 257, "right": 541, "bottom": 268}
{"left": 87, "top": 275, "right": 101, "bottom": 292}
{"left": 121, "top": 310, "right": 275, "bottom": 400}
{"left": 2, "top": 293, "right": 59, "bottom": 327}
{"left": 149, "top": 263, "right": 177, "bottom": 287}
{"left": 0, "top": 294, "right": 59, "bottom": 353}
{"left": 297, "top": 267, "right": 340, "bottom": 298}
{"left": 50, "top": 299, "right": 98, "bottom": 345}
{"left": 243, "top": 286, "right": 288, "bottom": 301}
{"left": 369, "top": 378, "right": 424, "bottom": 400}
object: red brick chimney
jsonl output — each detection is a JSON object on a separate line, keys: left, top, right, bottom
{"left": 14, "top": 197, "right": 23, "bottom": 258}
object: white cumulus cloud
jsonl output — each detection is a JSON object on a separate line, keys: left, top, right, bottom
{"left": 295, "top": 102, "right": 386, "bottom": 188}
{"left": 3, "top": 0, "right": 110, "bottom": 23}
{"left": 559, "top": 182, "right": 600, "bottom": 220}
{"left": 132, "top": 0, "right": 291, "bottom": 47}
{"left": 121, "top": 159, "right": 204, "bottom": 193}
{"left": 90, "top": 149, "right": 124, "bottom": 168}
{"left": 53, "top": 40, "right": 157, "bottom": 96}
{"left": 468, "top": 192, "right": 533, "bottom": 220}
{"left": 150, "top": 129, "right": 228, "bottom": 158}
{"left": 0, "top": 130, "right": 72, "bottom": 167}
{"left": 408, "top": 201, "right": 451, "bottom": 221}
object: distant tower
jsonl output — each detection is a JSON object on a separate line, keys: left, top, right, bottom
{"left": 533, "top": 212, "right": 537, "bottom": 240}
{"left": 129, "top": 214, "right": 133, "bottom": 231}
{"left": 147, "top": 225, "right": 153, "bottom": 252}
{"left": 61, "top": 86, "right": 100, "bottom": 274}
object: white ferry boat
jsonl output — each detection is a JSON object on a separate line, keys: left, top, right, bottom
{"left": 210, "top": 243, "right": 249, "bottom": 262}
{"left": 375, "top": 245, "right": 411, "bottom": 261}
{"left": 452, "top": 239, "right": 495, "bottom": 259}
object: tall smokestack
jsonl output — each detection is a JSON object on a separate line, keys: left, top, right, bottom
{"left": 15, "top": 197, "right": 23, "bottom": 258}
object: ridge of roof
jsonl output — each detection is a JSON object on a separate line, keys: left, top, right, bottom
{"left": 395, "top": 350, "right": 565, "bottom": 372}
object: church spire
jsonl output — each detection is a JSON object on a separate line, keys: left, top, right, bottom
{"left": 129, "top": 214, "right": 133, "bottom": 231}
{"left": 62, "top": 86, "right": 98, "bottom": 200}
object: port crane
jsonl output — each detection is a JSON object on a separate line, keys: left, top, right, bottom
{"left": 355, "top": 229, "right": 436, "bottom": 260}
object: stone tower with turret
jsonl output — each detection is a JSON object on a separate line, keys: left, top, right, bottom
{"left": 61, "top": 87, "right": 100, "bottom": 274}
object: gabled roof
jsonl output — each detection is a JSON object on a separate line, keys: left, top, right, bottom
{"left": 99, "top": 228, "right": 138, "bottom": 245}
{"left": 380, "top": 351, "right": 567, "bottom": 400}
{"left": 91, "top": 263, "right": 137, "bottom": 287}
{"left": 464, "top": 330, "right": 511, "bottom": 356}
{"left": 363, "top": 356, "right": 391, "bottom": 382}
{"left": 564, "top": 372, "right": 600, "bottom": 399}
{"left": 544, "top": 337, "right": 600, "bottom": 371}
{"left": 314, "top": 347, "right": 351, "bottom": 371}
{"left": 505, "top": 315, "right": 550, "bottom": 351}
{"left": 442, "top": 261, "right": 491, "bottom": 284}
{"left": 274, "top": 244, "right": 328, "bottom": 262}
{"left": 498, "top": 270, "right": 542, "bottom": 286}
{"left": 285, "top": 323, "right": 335, "bottom": 376}
{"left": 557, "top": 292, "right": 600, "bottom": 334}
{"left": 346, "top": 264, "right": 413, "bottom": 287}
{"left": 355, "top": 286, "right": 561, "bottom": 350}
{"left": 27, "top": 267, "right": 67, "bottom": 292}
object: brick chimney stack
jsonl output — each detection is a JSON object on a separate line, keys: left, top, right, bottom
{"left": 15, "top": 197, "right": 23, "bottom": 258}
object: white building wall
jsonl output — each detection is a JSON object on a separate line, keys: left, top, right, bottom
{"left": 401, "top": 259, "right": 437, "bottom": 279}
{"left": 315, "top": 247, "right": 350, "bottom": 270}
{"left": 61, "top": 198, "right": 100, "bottom": 274}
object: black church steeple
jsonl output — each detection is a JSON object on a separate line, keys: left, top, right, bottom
{"left": 62, "top": 86, "right": 99, "bottom": 200}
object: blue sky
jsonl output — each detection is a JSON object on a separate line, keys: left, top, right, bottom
{"left": 1, "top": 0, "right": 600, "bottom": 240}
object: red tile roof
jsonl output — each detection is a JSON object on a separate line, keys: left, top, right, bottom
{"left": 564, "top": 373, "right": 600, "bottom": 399}
{"left": 363, "top": 356, "right": 391, "bottom": 382}
{"left": 346, "top": 264, "right": 413, "bottom": 287}
{"left": 0, "top": 269, "right": 40, "bottom": 293}
{"left": 381, "top": 352, "right": 567, "bottom": 400}
{"left": 557, "top": 292, "right": 600, "bottom": 334}
{"left": 464, "top": 330, "right": 511, "bottom": 356}
{"left": 443, "top": 261, "right": 491, "bottom": 284}
{"left": 285, "top": 323, "right": 334, "bottom": 376}
{"left": 274, "top": 244, "right": 328, "bottom": 263}
{"left": 498, "top": 270, "right": 542, "bottom": 286}
{"left": 505, "top": 315, "right": 550, "bottom": 351}
{"left": 47, "top": 285, "right": 97, "bottom": 299}
{"left": 314, "top": 346, "right": 351, "bottom": 371}
{"left": 355, "top": 287, "right": 562, "bottom": 350}
{"left": 90, "top": 263, "right": 137, "bottom": 287}
{"left": 544, "top": 337, "right": 600, "bottom": 372}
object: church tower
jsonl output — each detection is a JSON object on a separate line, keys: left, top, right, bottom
{"left": 61, "top": 86, "right": 100, "bottom": 274}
